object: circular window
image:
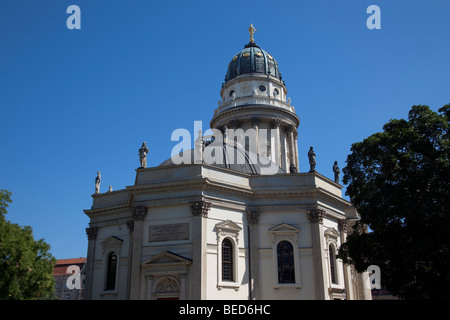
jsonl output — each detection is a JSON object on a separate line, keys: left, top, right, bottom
{"left": 273, "top": 88, "right": 279, "bottom": 96}
{"left": 259, "top": 85, "right": 266, "bottom": 92}
{"left": 229, "top": 90, "right": 235, "bottom": 97}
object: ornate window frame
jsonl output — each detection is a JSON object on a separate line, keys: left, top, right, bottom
{"left": 215, "top": 220, "right": 242, "bottom": 291}
{"left": 269, "top": 223, "right": 302, "bottom": 289}
{"left": 100, "top": 236, "right": 123, "bottom": 295}
{"left": 324, "top": 228, "right": 341, "bottom": 287}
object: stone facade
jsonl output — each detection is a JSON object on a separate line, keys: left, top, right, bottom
{"left": 83, "top": 166, "right": 371, "bottom": 300}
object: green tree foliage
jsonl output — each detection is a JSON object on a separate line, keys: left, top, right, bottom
{"left": 338, "top": 104, "right": 450, "bottom": 299}
{"left": 0, "top": 189, "right": 57, "bottom": 300}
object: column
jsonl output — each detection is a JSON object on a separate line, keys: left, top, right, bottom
{"left": 189, "top": 200, "right": 211, "bottom": 299}
{"left": 271, "top": 119, "right": 281, "bottom": 167}
{"left": 129, "top": 206, "right": 148, "bottom": 300}
{"left": 84, "top": 226, "right": 97, "bottom": 300}
{"left": 251, "top": 117, "right": 259, "bottom": 155}
{"left": 293, "top": 131, "right": 299, "bottom": 170}
{"left": 281, "top": 128, "right": 288, "bottom": 171}
{"left": 246, "top": 207, "right": 260, "bottom": 300}
{"left": 287, "top": 127, "right": 296, "bottom": 169}
{"left": 307, "top": 209, "right": 328, "bottom": 300}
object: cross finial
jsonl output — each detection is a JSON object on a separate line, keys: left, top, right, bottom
{"left": 249, "top": 24, "right": 256, "bottom": 42}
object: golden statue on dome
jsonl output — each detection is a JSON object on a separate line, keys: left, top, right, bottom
{"left": 249, "top": 24, "right": 257, "bottom": 42}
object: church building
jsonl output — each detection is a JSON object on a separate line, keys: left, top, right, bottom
{"left": 83, "top": 27, "right": 372, "bottom": 300}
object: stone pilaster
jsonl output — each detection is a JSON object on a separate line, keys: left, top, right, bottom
{"left": 84, "top": 227, "right": 97, "bottom": 300}
{"left": 129, "top": 206, "right": 148, "bottom": 300}
{"left": 189, "top": 200, "right": 211, "bottom": 299}
{"left": 125, "top": 220, "right": 134, "bottom": 300}
{"left": 246, "top": 206, "right": 260, "bottom": 300}
{"left": 307, "top": 209, "right": 328, "bottom": 299}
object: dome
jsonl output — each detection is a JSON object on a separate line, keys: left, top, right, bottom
{"left": 159, "top": 142, "right": 285, "bottom": 175}
{"left": 225, "top": 41, "right": 282, "bottom": 83}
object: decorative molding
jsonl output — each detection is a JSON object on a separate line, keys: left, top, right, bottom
{"left": 100, "top": 236, "right": 123, "bottom": 258}
{"left": 246, "top": 206, "right": 260, "bottom": 225}
{"left": 154, "top": 277, "right": 180, "bottom": 294}
{"left": 141, "top": 251, "right": 192, "bottom": 268}
{"left": 268, "top": 223, "right": 302, "bottom": 289}
{"left": 86, "top": 227, "right": 98, "bottom": 240}
{"left": 215, "top": 220, "right": 241, "bottom": 291}
{"left": 324, "top": 228, "right": 340, "bottom": 241}
{"left": 271, "top": 118, "right": 281, "bottom": 129}
{"left": 338, "top": 219, "right": 348, "bottom": 233}
{"left": 132, "top": 206, "right": 148, "bottom": 221}
{"left": 307, "top": 208, "right": 326, "bottom": 224}
{"left": 268, "top": 223, "right": 300, "bottom": 245}
{"left": 215, "top": 220, "right": 242, "bottom": 244}
{"left": 189, "top": 200, "right": 212, "bottom": 217}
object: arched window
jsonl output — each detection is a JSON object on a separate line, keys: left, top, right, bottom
{"left": 105, "top": 252, "right": 117, "bottom": 290}
{"left": 329, "top": 245, "right": 337, "bottom": 284}
{"left": 277, "top": 241, "right": 295, "bottom": 283}
{"left": 222, "top": 238, "right": 233, "bottom": 282}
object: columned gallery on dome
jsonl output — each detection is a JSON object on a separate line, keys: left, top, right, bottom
{"left": 83, "top": 27, "right": 372, "bottom": 300}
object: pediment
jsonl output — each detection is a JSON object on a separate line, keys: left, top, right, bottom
{"left": 141, "top": 251, "right": 192, "bottom": 267}
{"left": 324, "top": 227, "right": 340, "bottom": 239}
{"left": 269, "top": 223, "right": 300, "bottom": 234}
{"left": 100, "top": 236, "right": 123, "bottom": 247}
{"left": 215, "top": 220, "right": 242, "bottom": 232}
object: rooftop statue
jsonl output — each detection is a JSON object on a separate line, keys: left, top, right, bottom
{"left": 95, "top": 171, "right": 101, "bottom": 194}
{"left": 333, "top": 161, "right": 340, "bottom": 184}
{"left": 308, "top": 146, "right": 316, "bottom": 173}
{"left": 139, "top": 142, "right": 149, "bottom": 168}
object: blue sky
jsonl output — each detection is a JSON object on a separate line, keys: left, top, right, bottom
{"left": 0, "top": 0, "right": 449, "bottom": 259}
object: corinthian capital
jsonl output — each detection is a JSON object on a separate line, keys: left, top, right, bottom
{"left": 133, "top": 206, "right": 148, "bottom": 221}
{"left": 307, "top": 209, "right": 326, "bottom": 224}
{"left": 86, "top": 227, "right": 98, "bottom": 240}
{"left": 189, "top": 200, "right": 212, "bottom": 217}
{"left": 246, "top": 206, "right": 260, "bottom": 224}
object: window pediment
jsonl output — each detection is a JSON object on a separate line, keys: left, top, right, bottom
{"left": 141, "top": 251, "right": 192, "bottom": 268}
{"left": 215, "top": 220, "right": 242, "bottom": 243}
{"left": 215, "top": 220, "right": 242, "bottom": 232}
{"left": 324, "top": 228, "right": 340, "bottom": 240}
{"left": 100, "top": 236, "right": 123, "bottom": 257}
{"left": 269, "top": 223, "right": 300, "bottom": 234}
{"left": 101, "top": 236, "right": 123, "bottom": 247}
{"left": 269, "top": 223, "right": 300, "bottom": 244}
